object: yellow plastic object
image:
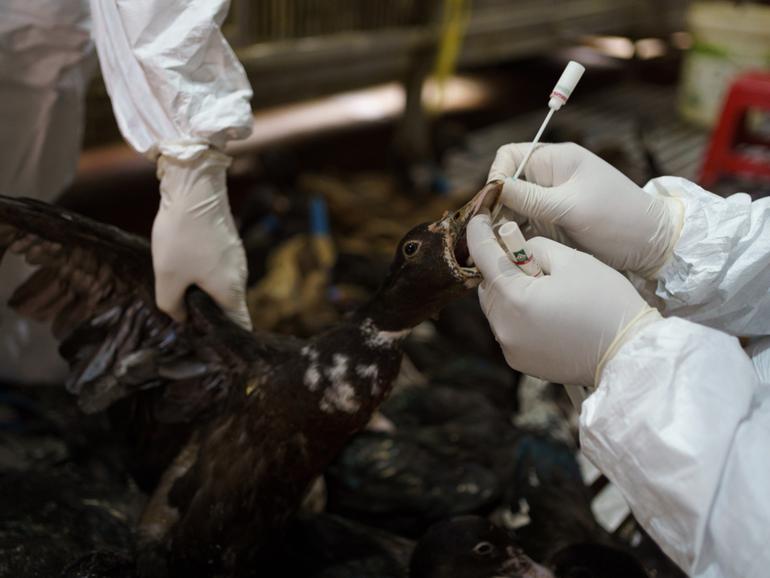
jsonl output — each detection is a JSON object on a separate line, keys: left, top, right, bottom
{"left": 246, "top": 233, "right": 338, "bottom": 333}
{"left": 429, "top": 0, "right": 471, "bottom": 114}
{"left": 312, "top": 234, "right": 336, "bottom": 270}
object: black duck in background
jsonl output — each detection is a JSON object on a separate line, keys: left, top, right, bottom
{"left": 0, "top": 182, "right": 499, "bottom": 577}
{"left": 323, "top": 383, "right": 587, "bottom": 546}
{"left": 410, "top": 516, "right": 553, "bottom": 578}
{"left": 410, "top": 516, "right": 648, "bottom": 578}
{"left": 326, "top": 429, "right": 501, "bottom": 538}
{"left": 325, "top": 382, "right": 516, "bottom": 538}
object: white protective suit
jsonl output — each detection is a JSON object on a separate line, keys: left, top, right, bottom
{"left": 581, "top": 177, "right": 770, "bottom": 578}
{"left": 0, "top": 0, "right": 253, "bottom": 380}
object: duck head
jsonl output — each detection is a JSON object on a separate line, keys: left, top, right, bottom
{"left": 410, "top": 516, "right": 554, "bottom": 578}
{"left": 359, "top": 181, "right": 502, "bottom": 331}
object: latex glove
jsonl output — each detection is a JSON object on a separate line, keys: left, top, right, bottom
{"left": 488, "top": 142, "right": 684, "bottom": 279}
{"left": 467, "top": 211, "right": 659, "bottom": 387}
{"left": 152, "top": 149, "right": 252, "bottom": 330}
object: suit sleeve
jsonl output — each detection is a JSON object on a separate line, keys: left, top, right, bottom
{"left": 580, "top": 316, "right": 770, "bottom": 578}
{"left": 632, "top": 177, "right": 770, "bottom": 337}
{"left": 89, "top": 0, "right": 253, "bottom": 161}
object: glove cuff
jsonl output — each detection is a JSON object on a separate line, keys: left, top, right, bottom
{"left": 156, "top": 148, "right": 232, "bottom": 209}
{"left": 594, "top": 307, "right": 663, "bottom": 386}
{"left": 640, "top": 191, "right": 686, "bottom": 280}
{"left": 157, "top": 139, "right": 213, "bottom": 162}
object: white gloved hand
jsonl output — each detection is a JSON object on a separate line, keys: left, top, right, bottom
{"left": 467, "top": 211, "right": 659, "bottom": 387}
{"left": 489, "top": 142, "right": 684, "bottom": 279}
{"left": 152, "top": 149, "right": 252, "bottom": 330}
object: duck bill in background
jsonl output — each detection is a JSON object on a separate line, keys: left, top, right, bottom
{"left": 430, "top": 181, "right": 503, "bottom": 286}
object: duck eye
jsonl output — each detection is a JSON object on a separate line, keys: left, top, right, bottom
{"left": 402, "top": 240, "right": 421, "bottom": 258}
{"left": 473, "top": 541, "right": 495, "bottom": 556}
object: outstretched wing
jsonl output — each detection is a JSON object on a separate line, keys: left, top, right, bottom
{"left": 0, "top": 195, "right": 269, "bottom": 422}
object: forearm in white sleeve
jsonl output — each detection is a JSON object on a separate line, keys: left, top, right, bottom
{"left": 580, "top": 316, "right": 770, "bottom": 578}
{"left": 0, "top": 0, "right": 95, "bottom": 200}
{"left": 89, "top": 0, "right": 254, "bottom": 329}
{"left": 633, "top": 177, "right": 770, "bottom": 336}
{"left": 89, "top": 0, "right": 253, "bottom": 160}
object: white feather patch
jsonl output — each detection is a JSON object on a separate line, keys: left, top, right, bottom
{"left": 320, "top": 381, "right": 360, "bottom": 414}
{"left": 304, "top": 365, "right": 321, "bottom": 391}
{"left": 356, "top": 363, "right": 381, "bottom": 396}
{"left": 319, "top": 354, "right": 360, "bottom": 414}
{"left": 361, "top": 318, "right": 409, "bottom": 349}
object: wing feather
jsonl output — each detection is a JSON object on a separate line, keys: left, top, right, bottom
{"left": 0, "top": 195, "right": 257, "bottom": 421}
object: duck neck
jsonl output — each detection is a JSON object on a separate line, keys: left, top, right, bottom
{"left": 352, "top": 290, "right": 422, "bottom": 334}
{"left": 355, "top": 316, "right": 411, "bottom": 350}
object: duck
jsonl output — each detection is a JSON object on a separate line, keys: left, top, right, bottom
{"left": 0, "top": 181, "right": 500, "bottom": 577}
{"left": 325, "top": 426, "right": 501, "bottom": 538}
{"left": 409, "top": 516, "right": 649, "bottom": 578}
{"left": 409, "top": 516, "right": 552, "bottom": 578}
{"left": 325, "top": 384, "right": 512, "bottom": 538}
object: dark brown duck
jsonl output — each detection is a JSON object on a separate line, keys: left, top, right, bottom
{"left": 0, "top": 182, "right": 500, "bottom": 577}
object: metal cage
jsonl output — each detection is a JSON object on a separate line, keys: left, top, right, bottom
{"left": 228, "top": 0, "right": 435, "bottom": 45}
{"left": 84, "top": 0, "right": 690, "bottom": 147}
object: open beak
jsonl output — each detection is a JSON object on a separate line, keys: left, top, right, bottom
{"left": 433, "top": 181, "right": 503, "bottom": 283}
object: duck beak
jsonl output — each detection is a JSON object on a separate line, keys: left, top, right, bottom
{"left": 431, "top": 181, "right": 502, "bottom": 284}
{"left": 454, "top": 180, "right": 503, "bottom": 228}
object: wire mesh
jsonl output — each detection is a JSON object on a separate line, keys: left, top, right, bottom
{"left": 231, "top": 0, "right": 437, "bottom": 44}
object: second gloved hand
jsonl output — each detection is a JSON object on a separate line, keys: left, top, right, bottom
{"left": 152, "top": 149, "right": 252, "bottom": 330}
{"left": 489, "top": 142, "right": 684, "bottom": 278}
{"left": 467, "top": 211, "right": 659, "bottom": 387}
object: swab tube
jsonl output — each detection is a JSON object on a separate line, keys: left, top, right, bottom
{"left": 498, "top": 221, "right": 543, "bottom": 277}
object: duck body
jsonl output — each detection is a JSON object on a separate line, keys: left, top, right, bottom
{"left": 159, "top": 317, "right": 408, "bottom": 575}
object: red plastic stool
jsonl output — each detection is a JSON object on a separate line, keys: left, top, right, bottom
{"left": 699, "top": 72, "right": 770, "bottom": 188}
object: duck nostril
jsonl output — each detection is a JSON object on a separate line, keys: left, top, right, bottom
{"left": 453, "top": 211, "right": 461, "bottom": 220}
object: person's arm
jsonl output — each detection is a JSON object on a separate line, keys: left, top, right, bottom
{"left": 89, "top": 0, "right": 253, "bottom": 329}
{"left": 581, "top": 316, "right": 770, "bottom": 578}
{"left": 467, "top": 213, "right": 770, "bottom": 577}
{"left": 632, "top": 177, "right": 770, "bottom": 336}
{"left": 0, "top": 0, "right": 95, "bottom": 201}
{"left": 490, "top": 142, "right": 770, "bottom": 336}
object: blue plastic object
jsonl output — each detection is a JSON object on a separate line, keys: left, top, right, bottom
{"left": 309, "top": 196, "right": 331, "bottom": 236}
